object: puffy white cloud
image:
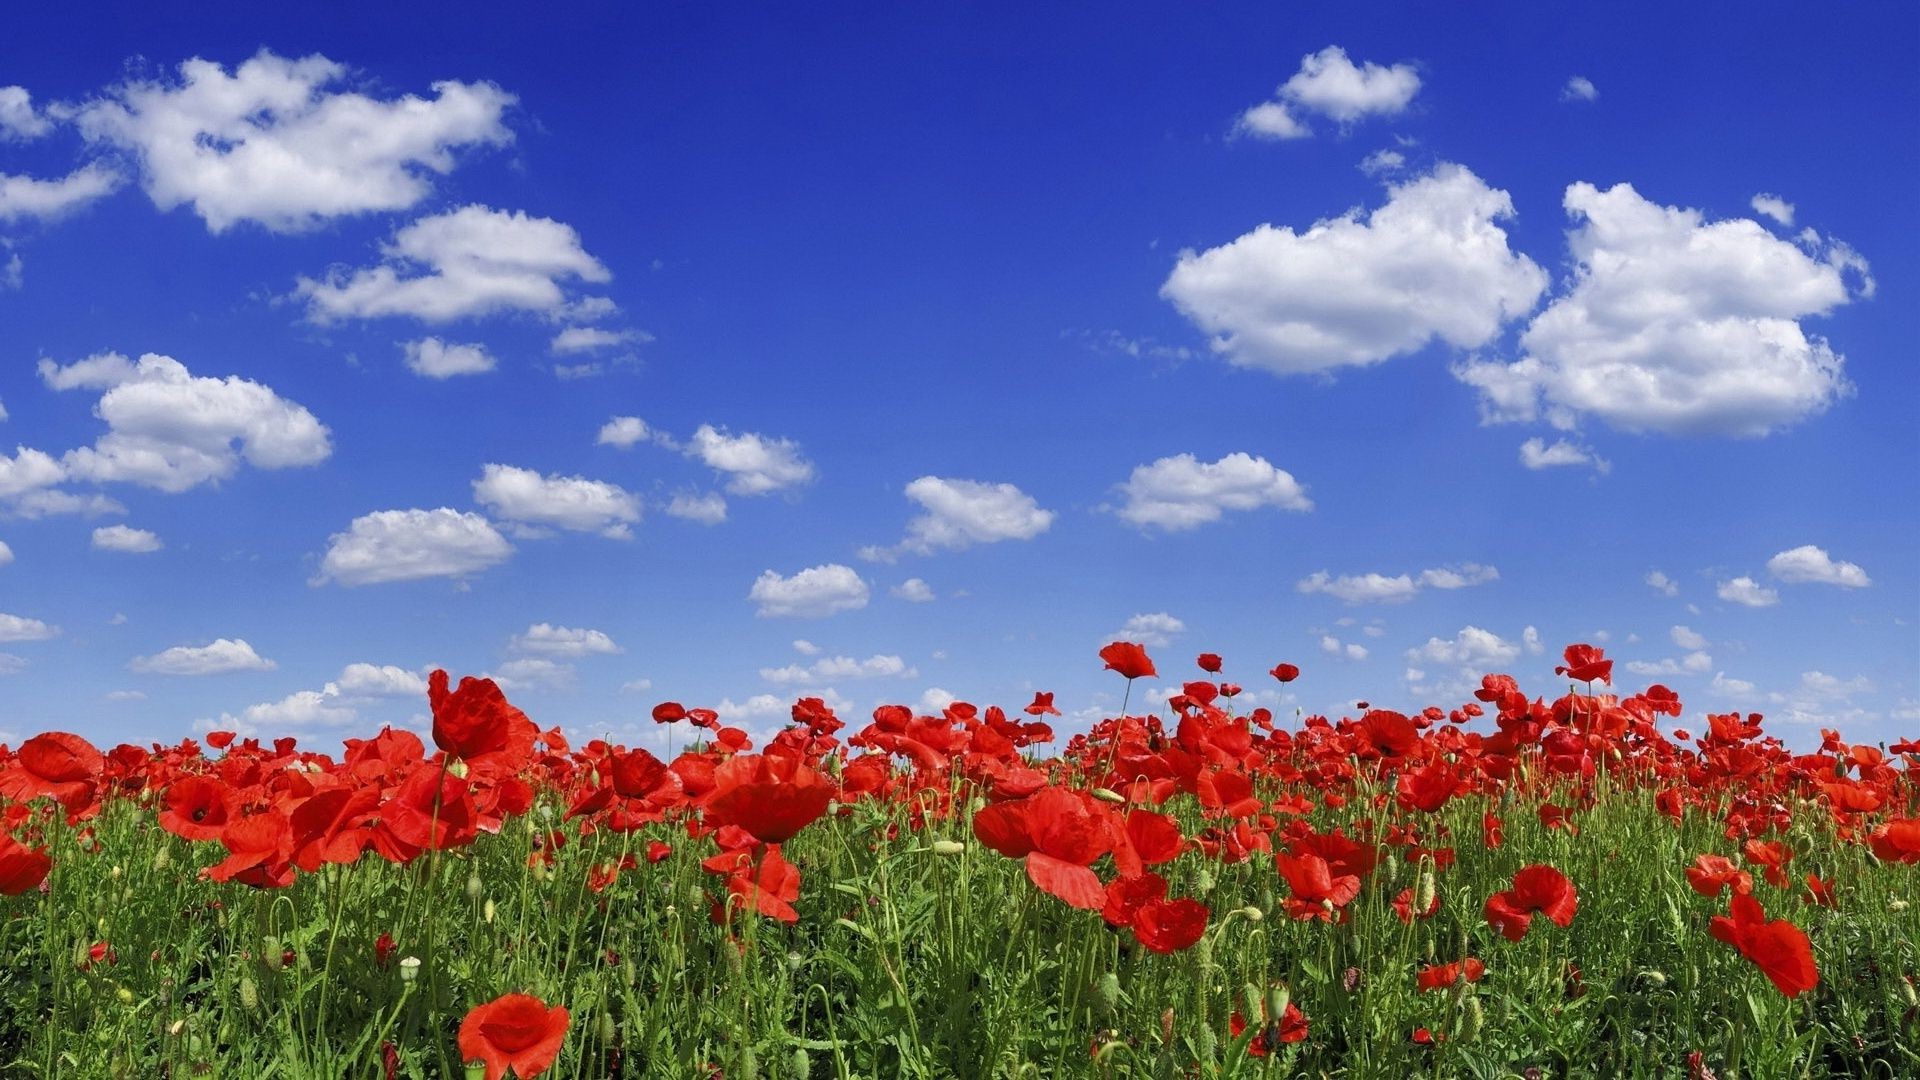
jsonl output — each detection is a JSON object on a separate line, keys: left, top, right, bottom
{"left": 0, "top": 164, "right": 121, "bottom": 223}
{"left": 749, "top": 564, "right": 870, "bottom": 618}
{"left": 1750, "top": 194, "right": 1794, "bottom": 227}
{"left": 130, "top": 637, "right": 275, "bottom": 675}
{"left": 210, "top": 689, "right": 357, "bottom": 735}
{"left": 761, "top": 654, "right": 915, "bottom": 685}
{"left": 664, "top": 491, "right": 728, "bottom": 525}
{"left": 4, "top": 489, "right": 124, "bottom": 518}
{"left": 1670, "top": 625, "right": 1708, "bottom": 650}
{"left": 91, "top": 525, "right": 162, "bottom": 553}
{"left": 1453, "top": 182, "right": 1871, "bottom": 437}
{"left": 1163, "top": 165, "right": 1545, "bottom": 374}
{"left": 0, "top": 86, "right": 51, "bottom": 139}
{"left": 331, "top": 663, "right": 428, "bottom": 698}
{"left": 1108, "top": 612, "right": 1185, "bottom": 647}
{"left": 298, "top": 205, "right": 610, "bottom": 323}
{"left": 315, "top": 507, "right": 512, "bottom": 586}
{"left": 0, "top": 540, "right": 11, "bottom": 566}
{"left": 0, "top": 612, "right": 58, "bottom": 641}
{"left": 402, "top": 337, "right": 495, "bottom": 378}
{"left": 1406, "top": 626, "right": 1520, "bottom": 667}
{"left": 1646, "top": 570, "right": 1680, "bottom": 597}
{"left": 1625, "top": 651, "right": 1714, "bottom": 676}
{"left": 1716, "top": 576, "right": 1780, "bottom": 608}
{"left": 891, "top": 578, "right": 935, "bottom": 603}
{"left": 1522, "top": 625, "right": 1544, "bottom": 655}
{"left": 488, "top": 657, "right": 574, "bottom": 690}
{"left": 864, "top": 476, "right": 1054, "bottom": 560}
{"left": 77, "top": 51, "right": 513, "bottom": 233}
{"left": 1765, "top": 544, "right": 1870, "bottom": 588}
{"left": 1359, "top": 148, "right": 1405, "bottom": 176}
{"left": 792, "top": 639, "right": 821, "bottom": 656}
{"left": 472, "top": 463, "right": 640, "bottom": 537}
{"left": 684, "top": 425, "right": 814, "bottom": 496}
{"left": 1319, "top": 634, "right": 1368, "bottom": 661}
{"left": 1518, "top": 437, "right": 1608, "bottom": 473}
{"left": 1114, "top": 452, "right": 1312, "bottom": 530}
{"left": 511, "top": 623, "right": 622, "bottom": 657}
{"left": 1297, "top": 563, "right": 1497, "bottom": 604}
{"left": 40, "top": 352, "right": 331, "bottom": 493}
{"left": 1560, "top": 76, "right": 1599, "bottom": 103}
{"left": 1235, "top": 46, "right": 1420, "bottom": 138}
{"left": 619, "top": 678, "right": 654, "bottom": 694}
{"left": 0, "top": 446, "right": 64, "bottom": 500}
{"left": 551, "top": 327, "right": 646, "bottom": 354}
{"left": 1711, "top": 671, "right": 1757, "bottom": 697}
{"left": 596, "top": 416, "right": 651, "bottom": 448}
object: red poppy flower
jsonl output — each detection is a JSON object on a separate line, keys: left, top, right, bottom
{"left": 1102, "top": 873, "right": 1167, "bottom": 928}
{"left": 1484, "top": 865, "right": 1577, "bottom": 941}
{"left": 650, "top": 702, "right": 688, "bottom": 724}
{"left": 158, "top": 775, "right": 235, "bottom": 842}
{"left": 0, "top": 833, "right": 52, "bottom": 895}
{"left": 1024, "top": 692, "right": 1061, "bottom": 717}
{"left": 1416, "top": 957, "right": 1486, "bottom": 991}
{"left": 1355, "top": 710, "right": 1420, "bottom": 759}
{"left": 1555, "top": 643, "right": 1612, "bottom": 685}
{"left": 1867, "top": 817, "right": 1920, "bottom": 864}
{"left": 458, "top": 993, "right": 570, "bottom": 1080}
{"left": 0, "top": 731, "right": 104, "bottom": 812}
{"left": 1099, "top": 641, "right": 1156, "bottom": 681}
{"left": 1230, "top": 1003, "right": 1307, "bottom": 1056}
{"left": 429, "top": 671, "right": 531, "bottom": 762}
{"left": 1196, "top": 653, "right": 1222, "bottom": 673}
{"left": 1275, "top": 851, "right": 1360, "bottom": 922}
{"left": 1685, "top": 854, "right": 1752, "bottom": 898}
{"left": 1392, "top": 887, "right": 1440, "bottom": 923}
{"left": 703, "top": 753, "right": 834, "bottom": 844}
{"left": 1709, "top": 893, "right": 1818, "bottom": 998}
{"left": 1131, "top": 897, "right": 1209, "bottom": 954}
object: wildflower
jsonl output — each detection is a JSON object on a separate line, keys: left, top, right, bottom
{"left": 1555, "top": 643, "right": 1613, "bottom": 685}
{"left": 1484, "top": 865, "right": 1578, "bottom": 941}
{"left": 1269, "top": 663, "right": 1300, "bottom": 683}
{"left": 1416, "top": 957, "right": 1486, "bottom": 991}
{"left": 1709, "top": 893, "right": 1818, "bottom": 998}
{"left": 458, "top": 993, "right": 571, "bottom": 1080}
{"left": 1098, "top": 641, "right": 1156, "bottom": 681}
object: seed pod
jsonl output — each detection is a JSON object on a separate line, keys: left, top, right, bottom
{"left": 398, "top": 956, "right": 422, "bottom": 983}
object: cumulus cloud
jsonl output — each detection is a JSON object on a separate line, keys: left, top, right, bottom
{"left": 1646, "top": 570, "right": 1680, "bottom": 597}
{"left": 792, "top": 639, "right": 821, "bottom": 656}
{"left": 0, "top": 86, "right": 51, "bottom": 139}
{"left": 1297, "top": 563, "right": 1497, "bottom": 604}
{"left": 1518, "top": 437, "right": 1609, "bottom": 473}
{"left": 298, "top": 205, "right": 611, "bottom": 323}
{"left": 402, "top": 337, "right": 495, "bottom": 378}
{"left": 1625, "top": 651, "right": 1714, "bottom": 677}
{"left": 315, "top": 507, "right": 512, "bottom": 586}
{"left": 1765, "top": 544, "right": 1870, "bottom": 588}
{"left": 891, "top": 578, "right": 935, "bottom": 603}
{"left": 1750, "top": 194, "right": 1794, "bottom": 227}
{"left": 1163, "top": 164, "right": 1545, "bottom": 374}
{"left": 761, "top": 654, "right": 915, "bottom": 685}
{"left": 1235, "top": 45, "right": 1420, "bottom": 139}
{"left": 1717, "top": 576, "right": 1780, "bottom": 608}
{"left": 130, "top": 637, "right": 275, "bottom": 675}
{"left": 664, "top": 491, "right": 727, "bottom": 525}
{"left": 511, "top": 623, "right": 622, "bottom": 657}
{"left": 0, "top": 540, "right": 11, "bottom": 566}
{"left": 208, "top": 689, "right": 357, "bottom": 734}
{"left": 684, "top": 425, "right": 814, "bottom": 496}
{"left": 1114, "top": 452, "right": 1312, "bottom": 530}
{"left": 1320, "top": 634, "right": 1368, "bottom": 661}
{"left": 1670, "top": 625, "right": 1708, "bottom": 650}
{"left": 1406, "top": 626, "right": 1520, "bottom": 667}
{"left": 0, "top": 612, "right": 58, "bottom": 641}
{"left": 749, "top": 564, "right": 870, "bottom": 618}
{"left": 1453, "top": 182, "right": 1872, "bottom": 437}
{"left": 1522, "top": 625, "right": 1544, "bottom": 655}
{"left": 1108, "top": 612, "right": 1186, "bottom": 648}
{"left": 39, "top": 352, "right": 331, "bottom": 493}
{"left": 488, "top": 657, "right": 574, "bottom": 691}
{"left": 332, "top": 663, "right": 428, "bottom": 697}
{"left": 596, "top": 416, "right": 651, "bottom": 448}
{"left": 1359, "top": 148, "right": 1405, "bottom": 176}
{"left": 1560, "top": 76, "right": 1599, "bottom": 102}
{"left": 76, "top": 51, "right": 513, "bottom": 233}
{"left": 551, "top": 327, "right": 646, "bottom": 354}
{"left": 91, "top": 524, "right": 162, "bottom": 552}
{"left": 472, "top": 464, "right": 640, "bottom": 538}
{"left": 0, "top": 164, "right": 122, "bottom": 223}
{"left": 862, "top": 476, "right": 1054, "bottom": 560}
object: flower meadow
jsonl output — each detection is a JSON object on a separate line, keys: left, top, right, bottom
{"left": 0, "top": 644, "right": 1915, "bottom": 1079}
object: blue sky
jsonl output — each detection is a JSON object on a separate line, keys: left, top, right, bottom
{"left": 2, "top": 2, "right": 1914, "bottom": 752}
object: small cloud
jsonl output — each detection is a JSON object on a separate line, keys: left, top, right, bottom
{"left": 1236, "top": 45, "right": 1422, "bottom": 140}
{"left": 1358, "top": 148, "right": 1405, "bottom": 175}
{"left": 1319, "top": 634, "right": 1368, "bottom": 661}
{"left": 1717, "top": 576, "right": 1780, "bottom": 608}
{"left": 1107, "top": 612, "right": 1185, "bottom": 648}
{"left": 91, "top": 524, "right": 163, "bottom": 553}
{"left": 551, "top": 327, "right": 648, "bottom": 355}
{"left": 1670, "top": 625, "right": 1708, "bottom": 650}
{"left": 619, "top": 678, "right": 654, "bottom": 694}
{"left": 1765, "top": 544, "right": 1869, "bottom": 588}
{"left": 1297, "top": 563, "right": 1496, "bottom": 604}
{"left": 595, "top": 416, "right": 651, "bottom": 448}
{"left": 129, "top": 637, "right": 276, "bottom": 676}
{"left": 664, "top": 491, "right": 727, "bottom": 525}
{"left": 0, "top": 612, "right": 59, "bottom": 641}
{"left": 749, "top": 564, "right": 870, "bottom": 618}
{"left": 104, "top": 689, "right": 146, "bottom": 701}
{"left": 792, "top": 639, "right": 821, "bottom": 656}
{"left": 1522, "top": 625, "right": 1544, "bottom": 655}
{"left": 1645, "top": 570, "right": 1680, "bottom": 597}
{"left": 510, "top": 623, "right": 622, "bottom": 657}
{"left": 1519, "top": 436, "right": 1609, "bottom": 473}
{"left": 1750, "top": 194, "right": 1794, "bottom": 228}
{"left": 402, "top": 337, "right": 495, "bottom": 379}
{"left": 891, "top": 578, "right": 935, "bottom": 603}
{"left": 1560, "top": 76, "right": 1599, "bottom": 103}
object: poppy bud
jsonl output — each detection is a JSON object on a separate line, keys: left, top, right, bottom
{"left": 1415, "top": 870, "right": 1436, "bottom": 916}
{"left": 116, "top": 987, "right": 135, "bottom": 1006}
{"left": 466, "top": 872, "right": 485, "bottom": 902}
{"left": 110, "top": 865, "right": 122, "bottom": 880}
{"left": 399, "top": 956, "right": 421, "bottom": 983}
{"left": 1237, "top": 905, "right": 1264, "bottom": 923}
{"left": 1902, "top": 977, "right": 1919, "bottom": 1008}
{"left": 240, "top": 977, "right": 259, "bottom": 1012}
{"left": 932, "top": 840, "right": 966, "bottom": 856}
{"left": 1382, "top": 853, "right": 1400, "bottom": 885}
{"left": 597, "top": 1010, "right": 617, "bottom": 1044}
{"left": 1091, "top": 787, "right": 1126, "bottom": 804}
{"left": 1638, "top": 969, "right": 1669, "bottom": 988}
{"left": 739, "top": 1045, "right": 759, "bottom": 1079}
{"left": 262, "top": 936, "right": 283, "bottom": 971}
{"left": 168, "top": 1019, "right": 186, "bottom": 1037}
{"left": 790, "top": 1049, "right": 810, "bottom": 1079}
{"left": 1193, "top": 869, "right": 1216, "bottom": 894}
{"left": 1891, "top": 899, "right": 1909, "bottom": 912}
{"left": 484, "top": 898, "right": 497, "bottom": 924}
{"left": 153, "top": 848, "right": 172, "bottom": 872}
{"left": 1267, "top": 984, "right": 1291, "bottom": 1021}
{"left": 1096, "top": 972, "right": 1122, "bottom": 1015}
{"left": 1460, "top": 995, "right": 1484, "bottom": 1041}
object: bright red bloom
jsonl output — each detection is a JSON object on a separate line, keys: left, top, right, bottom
{"left": 703, "top": 753, "right": 834, "bottom": 844}
{"left": 429, "top": 671, "right": 530, "bottom": 762}
{"left": 1275, "top": 851, "right": 1360, "bottom": 922}
{"left": 375, "top": 932, "right": 397, "bottom": 969}
{"left": 1024, "top": 692, "right": 1060, "bottom": 717}
{"left": 1196, "top": 653, "right": 1223, "bottom": 674}
{"left": 0, "top": 833, "right": 52, "bottom": 895}
{"left": 1099, "top": 641, "right": 1157, "bottom": 681}
{"left": 1484, "top": 865, "right": 1577, "bottom": 941}
{"left": 1392, "top": 887, "right": 1440, "bottom": 923}
{"left": 1131, "top": 897, "right": 1209, "bottom": 954}
{"left": 458, "top": 993, "right": 570, "bottom": 1080}
{"left": 650, "top": 702, "right": 688, "bottom": 724}
{"left": 1867, "top": 817, "right": 1920, "bottom": 864}
{"left": 1269, "top": 663, "right": 1300, "bottom": 683}
{"left": 1355, "top": 710, "right": 1420, "bottom": 758}
{"left": 1686, "top": 854, "right": 1753, "bottom": 898}
{"left": 1709, "top": 893, "right": 1818, "bottom": 998}
{"left": 157, "top": 775, "right": 235, "bottom": 842}
{"left": 1555, "top": 644, "right": 1613, "bottom": 685}
{"left": 1417, "top": 957, "right": 1486, "bottom": 991}
{"left": 1102, "top": 873, "right": 1167, "bottom": 928}
{"left": 1230, "top": 1003, "right": 1307, "bottom": 1056}
{"left": 0, "top": 731, "right": 103, "bottom": 812}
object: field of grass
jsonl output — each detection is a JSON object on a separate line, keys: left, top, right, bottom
{"left": 0, "top": 642, "right": 1915, "bottom": 1078}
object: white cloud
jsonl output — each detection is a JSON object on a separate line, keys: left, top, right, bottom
{"left": 762, "top": 654, "right": 915, "bottom": 685}
{"left": 211, "top": 689, "right": 357, "bottom": 735}
{"left": 1114, "top": 452, "right": 1312, "bottom": 530}
{"left": 130, "top": 637, "right": 275, "bottom": 676}
{"left": 1625, "top": 651, "right": 1714, "bottom": 676}
{"left": 1522, "top": 625, "right": 1544, "bottom": 655}
{"left": 1793, "top": 670, "right": 1873, "bottom": 700}
{"left": 684, "top": 425, "right": 815, "bottom": 496}
{"left": 1765, "top": 544, "right": 1870, "bottom": 588}
{"left": 41, "top": 352, "right": 331, "bottom": 493}
{"left": 488, "top": 657, "right": 574, "bottom": 690}
{"left": 1358, "top": 148, "right": 1405, "bottom": 175}
{"left": 716, "top": 693, "right": 791, "bottom": 720}
{"left": 332, "top": 663, "right": 428, "bottom": 698}
{"left": 0, "top": 446, "right": 64, "bottom": 499}
{"left": 1716, "top": 576, "right": 1780, "bottom": 608}
{"left": 664, "top": 491, "right": 727, "bottom": 525}
{"left": 1750, "top": 194, "right": 1794, "bottom": 227}
{"left": 1108, "top": 612, "right": 1185, "bottom": 648}
{"left": 0, "top": 613, "right": 58, "bottom": 641}
{"left": 0, "top": 86, "right": 51, "bottom": 139}
{"left": 749, "top": 563, "right": 870, "bottom": 618}
{"left": 1163, "top": 164, "right": 1545, "bottom": 374}
{"left": 1560, "top": 76, "right": 1599, "bottom": 103}
{"left": 1319, "top": 634, "right": 1368, "bottom": 661}
{"left": 891, "top": 577, "right": 936, "bottom": 603}
{"left": 298, "top": 205, "right": 610, "bottom": 323}
{"left": 551, "top": 327, "right": 645, "bottom": 354}
{"left": 1711, "top": 671, "right": 1757, "bottom": 697}
{"left": 472, "top": 463, "right": 640, "bottom": 537}
{"left": 0, "top": 540, "right": 10, "bottom": 566}
{"left": 1518, "top": 437, "right": 1609, "bottom": 473}
{"left": 1452, "top": 182, "right": 1871, "bottom": 437}
{"left": 1, "top": 250, "right": 19, "bottom": 290}
{"left": 596, "top": 416, "right": 651, "bottom": 448}
{"left": 619, "top": 678, "right": 653, "bottom": 694}
{"left": 1646, "top": 570, "right": 1680, "bottom": 597}
{"left": 1670, "top": 625, "right": 1708, "bottom": 650}
{"left": 77, "top": 51, "right": 512, "bottom": 233}
{"left": 315, "top": 507, "right": 512, "bottom": 586}
{"left": 91, "top": 525, "right": 162, "bottom": 553}
{"left": 511, "top": 623, "right": 622, "bottom": 657}
{"left": 864, "top": 476, "right": 1054, "bottom": 560}
{"left": 402, "top": 337, "right": 495, "bottom": 378}
{"left": 104, "top": 689, "right": 145, "bottom": 702}
{"left": 1236, "top": 46, "right": 1421, "bottom": 138}
{"left": 1297, "top": 563, "right": 1497, "bottom": 604}
{"left": 792, "top": 639, "right": 821, "bottom": 656}
{"left": 5, "top": 490, "right": 126, "bottom": 518}
{"left": 1406, "top": 626, "right": 1520, "bottom": 667}
{"left": 0, "top": 164, "right": 122, "bottom": 223}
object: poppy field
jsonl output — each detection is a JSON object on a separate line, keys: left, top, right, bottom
{"left": 0, "top": 642, "right": 1916, "bottom": 1079}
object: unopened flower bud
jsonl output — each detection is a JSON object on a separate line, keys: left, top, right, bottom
{"left": 1096, "top": 972, "right": 1122, "bottom": 1015}
{"left": 483, "top": 898, "right": 497, "bottom": 924}
{"left": 1267, "top": 984, "right": 1291, "bottom": 1020}
{"left": 790, "top": 1048, "right": 810, "bottom": 1079}
{"left": 932, "top": 840, "right": 966, "bottom": 856}
{"left": 1892, "top": 899, "right": 1910, "bottom": 913}
{"left": 1415, "top": 870, "right": 1436, "bottom": 915}
{"left": 152, "top": 848, "right": 171, "bottom": 873}
{"left": 262, "top": 937, "right": 283, "bottom": 971}
{"left": 597, "top": 1010, "right": 617, "bottom": 1043}
{"left": 116, "top": 987, "right": 135, "bottom": 1006}
{"left": 1193, "top": 869, "right": 1216, "bottom": 894}
{"left": 466, "top": 872, "right": 484, "bottom": 902}
{"left": 398, "top": 956, "right": 421, "bottom": 983}
{"left": 1091, "top": 787, "right": 1126, "bottom": 804}
{"left": 1460, "top": 995, "right": 1484, "bottom": 1040}
{"left": 1639, "top": 969, "right": 1668, "bottom": 988}
{"left": 1237, "top": 905, "right": 1264, "bottom": 923}
{"left": 239, "top": 977, "right": 259, "bottom": 1012}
